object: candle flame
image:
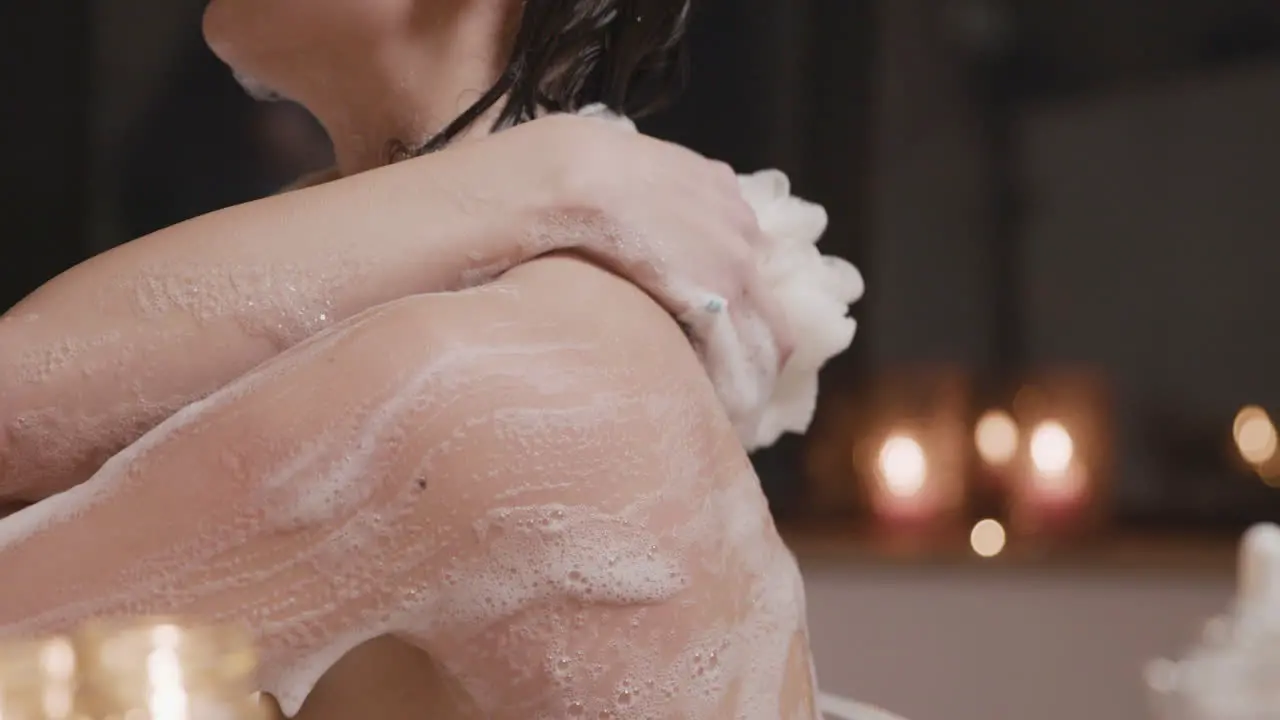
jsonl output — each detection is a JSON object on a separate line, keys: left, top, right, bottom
{"left": 877, "top": 434, "right": 927, "bottom": 499}
{"left": 975, "top": 410, "right": 1019, "bottom": 466}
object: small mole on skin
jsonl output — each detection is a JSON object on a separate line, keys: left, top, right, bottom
{"left": 415, "top": 478, "right": 428, "bottom": 490}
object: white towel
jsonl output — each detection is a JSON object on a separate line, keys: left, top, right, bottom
{"left": 576, "top": 105, "right": 864, "bottom": 451}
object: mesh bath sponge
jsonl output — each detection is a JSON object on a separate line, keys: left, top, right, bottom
{"left": 576, "top": 105, "right": 864, "bottom": 451}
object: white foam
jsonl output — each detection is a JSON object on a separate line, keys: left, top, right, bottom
{"left": 1146, "top": 523, "right": 1280, "bottom": 718}
{"left": 0, "top": 254, "right": 370, "bottom": 500}
{"left": 574, "top": 106, "right": 864, "bottom": 451}
{"left": 1239, "top": 523, "right": 1280, "bottom": 610}
{"left": 128, "top": 259, "right": 355, "bottom": 349}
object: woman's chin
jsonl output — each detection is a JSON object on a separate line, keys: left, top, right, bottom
{"left": 200, "top": 0, "right": 235, "bottom": 51}
{"left": 201, "top": 0, "right": 264, "bottom": 74}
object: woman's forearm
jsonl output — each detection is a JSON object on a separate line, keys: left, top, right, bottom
{"left": 0, "top": 149, "right": 546, "bottom": 500}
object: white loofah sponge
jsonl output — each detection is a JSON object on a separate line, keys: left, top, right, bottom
{"left": 576, "top": 105, "right": 864, "bottom": 451}
{"left": 735, "top": 168, "right": 864, "bottom": 450}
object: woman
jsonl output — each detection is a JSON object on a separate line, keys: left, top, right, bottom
{"left": 0, "top": 0, "right": 836, "bottom": 717}
{"left": 0, "top": 23, "right": 787, "bottom": 502}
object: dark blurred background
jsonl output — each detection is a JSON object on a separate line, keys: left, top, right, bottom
{"left": 2, "top": 1, "right": 1279, "bottom": 717}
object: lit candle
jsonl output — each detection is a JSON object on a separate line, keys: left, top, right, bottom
{"left": 873, "top": 433, "right": 931, "bottom": 521}
{"left": 1235, "top": 406, "right": 1278, "bottom": 469}
{"left": 1003, "top": 373, "right": 1111, "bottom": 540}
{"left": 975, "top": 410, "right": 1019, "bottom": 470}
{"left": 1013, "top": 419, "right": 1092, "bottom": 533}
{"left": 973, "top": 408, "right": 1019, "bottom": 497}
{"left": 856, "top": 369, "right": 971, "bottom": 537}
{"left": 867, "top": 429, "right": 965, "bottom": 532}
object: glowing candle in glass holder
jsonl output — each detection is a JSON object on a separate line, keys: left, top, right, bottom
{"left": 974, "top": 409, "right": 1020, "bottom": 498}
{"left": 1235, "top": 406, "right": 1280, "bottom": 488}
{"left": 879, "top": 434, "right": 928, "bottom": 499}
{"left": 1029, "top": 420, "right": 1081, "bottom": 497}
{"left": 857, "top": 368, "right": 970, "bottom": 534}
{"left": 1013, "top": 418, "right": 1093, "bottom": 534}
{"left": 1006, "top": 373, "right": 1111, "bottom": 539}
{"left": 1235, "top": 406, "right": 1278, "bottom": 468}
{"left": 867, "top": 429, "right": 965, "bottom": 531}
{"left": 975, "top": 410, "right": 1019, "bottom": 469}
{"left": 870, "top": 431, "right": 931, "bottom": 523}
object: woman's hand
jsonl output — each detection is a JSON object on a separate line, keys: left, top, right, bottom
{"left": 470, "top": 113, "right": 794, "bottom": 379}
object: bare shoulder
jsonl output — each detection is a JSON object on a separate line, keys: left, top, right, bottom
{"left": 271, "top": 258, "right": 815, "bottom": 717}
{"left": 375, "top": 256, "right": 812, "bottom": 719}
{"left": 468, "top": 251, "right": 711, "bottom": 389}
{"left": 377, "top": 251, "right": 748, "bottom": 509}
{"left": 377, "top": 251, "right": 739, "bottom": 467}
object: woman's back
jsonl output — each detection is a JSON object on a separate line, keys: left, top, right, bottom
{"left": 276, "top": 254, "right": 818, "bottom": 719}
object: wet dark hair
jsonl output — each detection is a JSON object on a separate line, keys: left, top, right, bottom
{"left": 409, "top": 0, "right": 693, "bottom": 156}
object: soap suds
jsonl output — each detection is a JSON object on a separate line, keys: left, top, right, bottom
{"left": 1, "top": 254, "right": 371, "bottom": 499}
{"left": 13, "top": 330, "right": 124, "bottom": 384}
{"left": 126, "top": 259, "right": 359, "bottom": 350}
{"left": 1146, "top": 523, "right": 1280, "bottom": 718}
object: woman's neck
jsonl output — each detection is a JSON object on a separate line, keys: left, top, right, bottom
{"left": 306, "top": 1, "right": 520, "bottom": 176}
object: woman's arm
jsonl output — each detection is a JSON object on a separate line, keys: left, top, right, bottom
{"left": 0, "top": 257, "right": 797, "bottom": 718}
{"left": 0, "top": 134, "right": 533, "bottom": 499}
{"left": 0, "top": 115, "right": 780, "bottom": 500}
